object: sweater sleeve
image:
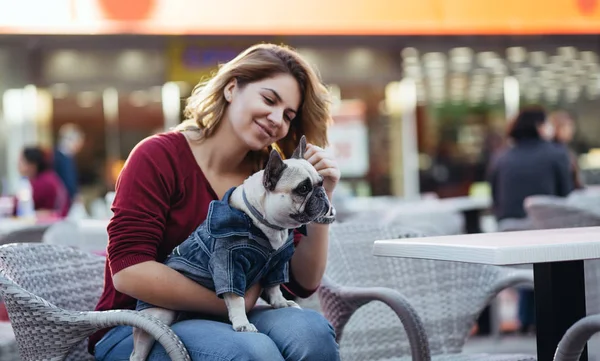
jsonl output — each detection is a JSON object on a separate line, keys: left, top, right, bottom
{"left": 107, "top": 137, "right": 175, "bottom": 276}
{"left": 281, "top": 228, "right": 319, "bottom": 298}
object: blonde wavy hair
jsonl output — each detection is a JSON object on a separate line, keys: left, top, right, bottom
{"left": 177, "top": 43, "right": 332, "bottom": 169}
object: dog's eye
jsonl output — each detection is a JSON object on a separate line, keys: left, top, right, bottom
{"left": 298, "top": 184, "right": 310, "bottom": 194}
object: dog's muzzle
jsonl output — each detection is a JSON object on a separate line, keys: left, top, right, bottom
{"left": 291, "top": 187, "right": 330, "bottom": 223}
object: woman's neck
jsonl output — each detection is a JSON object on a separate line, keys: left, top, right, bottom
{"left": 192, "top": 123, "right": 252, "bottom": 175}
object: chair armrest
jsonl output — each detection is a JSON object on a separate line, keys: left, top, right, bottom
{"left": 554, "top": 314, "right": 600, "bottom": 361}
{"left": 0, "top": 274, "right": 191, "bottom": 361}
{"left": 319, "top": 276, "right": 431, "bottom": 361}
{"left": 489, "top": 268, "right": 534, "bottom": 298}
{"left": 88, "top": 310, "right": 190, "bottom": 360}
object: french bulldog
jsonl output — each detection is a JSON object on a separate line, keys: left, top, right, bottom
{"left": 130, "top": 135, "right": 331, "bottom": 361}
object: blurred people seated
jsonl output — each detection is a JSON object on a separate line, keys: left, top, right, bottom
{"left": 488, "top": 106, "right": 574, "bottom": 334}
{"left": 549, "top": 110, "right": 584, "bottom": 189}
{"left": 489, "top": 106, "right": 574, "bottom": 221}
{"left": 54, "top": 123, "right": 85, "bottom": 207}
{"left": 18, "top": 146, "right": 70, "bottom": 218}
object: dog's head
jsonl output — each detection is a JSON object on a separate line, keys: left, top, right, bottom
{"left": 260, "top": 136, "right": 331, "bottom": 229}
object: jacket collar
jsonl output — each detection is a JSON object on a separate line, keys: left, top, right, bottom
{"left": 206, "top": 187, "right": 305, "bottom": 247}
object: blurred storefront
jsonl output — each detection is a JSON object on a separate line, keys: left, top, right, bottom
{"left": 1, "top": 0, "right": 600, "bottom": 200}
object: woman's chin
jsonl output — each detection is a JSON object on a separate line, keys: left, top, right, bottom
{"left": 244, "top": 137, "right": 272, "bottom": 152}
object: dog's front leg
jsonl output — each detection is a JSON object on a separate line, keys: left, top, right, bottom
{"left": 130, "top": 308, "right": 177, "bottom": 361}
{"left": 265, "top": 285, "right": 301, "bottom": 309}
{"left": 223, "top": 293, "right": 258, "bottom": 332}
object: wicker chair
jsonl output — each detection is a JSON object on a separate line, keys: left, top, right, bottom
{"left": 524, "top": 195, "right": 600, "bottom": 230}
{"left": 0, "top": 243, "right": 190, "bottom": 361}
{"left": 344, "top": 202, "right": 464, "bottom": 236}
{"left": 42, "top": 219, "right": 109, "bottom": 253}
{"left": 319, "top": 222, "right": 536, "bottom": 361}
{"left": 554, "top": 314, "right": 600, "bottom": 361}
{"left": 496, "top": 218, "right": 534, "bottom": 232}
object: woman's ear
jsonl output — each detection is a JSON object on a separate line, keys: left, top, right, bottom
{"left": 224, "top": 78, "right": 237, "bottom": 102}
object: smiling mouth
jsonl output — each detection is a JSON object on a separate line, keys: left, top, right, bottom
{"left": 254, "top": 121, "right": 274, "bottom": 137}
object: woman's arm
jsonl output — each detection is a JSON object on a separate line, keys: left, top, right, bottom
{"left": 114, "top": 262, "right": 261, "bottom": 314}
{"left": 289, "top": 209, "right": 331, "bottom": 291}
{"left": 108, "top": 136, "right": 260, "bottom": 315}
{"left": 288, "top": 141, "right": 341, "bottom": 294}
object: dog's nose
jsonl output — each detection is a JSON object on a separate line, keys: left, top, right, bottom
{"left": 316, "top": 187, "right": 328, "bottom": 199}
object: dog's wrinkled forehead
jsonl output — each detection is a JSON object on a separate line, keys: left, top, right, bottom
{"left": 262, "top": 135, "right": 323, "bottom": 192}
{"left": 274, "top": 159, "right": 322, "bottom": 191}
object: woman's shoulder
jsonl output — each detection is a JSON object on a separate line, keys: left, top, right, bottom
{"left": 132, "top": 131, "right": 187, "bottom": 154}
{"left": 123, "top": 131, "right": 201, "bottom": 185}
{"left": 127, "top": 131, "right": 194, "bottom": 166}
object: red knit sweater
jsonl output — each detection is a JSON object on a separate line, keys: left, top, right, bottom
{"left": 89, "top": 132, "right": 311, "bottom": 354}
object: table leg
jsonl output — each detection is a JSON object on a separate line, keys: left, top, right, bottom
{"left": 534, "top": 260, "right": 587, "bottom": 361}
{"left": 463, "top": 209, "right": 481, "bottom": 234}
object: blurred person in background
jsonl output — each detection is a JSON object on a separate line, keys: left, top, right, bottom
{"left": 18, "top": 146, "right": 70, "bottom": 218}
{"left": 54, "top": 123, "right": 85, "bottom": 207}
{"left": 488, "top": 106, "right": 574, "bottom": 334}
{"left": 91, "top": 43, "right": 340, "bottom": 361}
{"left": 549, "top": 110, "right": 584, "bottom": 189}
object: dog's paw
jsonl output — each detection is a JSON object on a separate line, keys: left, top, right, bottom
{"left": 271, "top": 299, "right": 301, "bottom": 309}
{"left": 288, "top": 300, "right": 302, "bottom": 309}
{"left": 233, "top": 322, "right": 258, "bottom": 332}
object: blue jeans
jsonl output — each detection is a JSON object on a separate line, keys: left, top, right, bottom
{"left": 94, "top": 306, "right": 340, "bottom": 361}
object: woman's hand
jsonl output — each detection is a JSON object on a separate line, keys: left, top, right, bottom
{"left": 303, "top": 144, "right": 340, "bottom": 197}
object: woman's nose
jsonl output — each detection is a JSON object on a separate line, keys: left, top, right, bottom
{"left": 267, "top": 109, "right": 284, "bottom": 126}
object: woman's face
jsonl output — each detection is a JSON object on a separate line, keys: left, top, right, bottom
{"left": 17, "top": 155, "right": 35, "bottom": 177}
{"left": 224, "top": 73, "right": 301, "bottom": 151}
{"left": 556, "top": 121, "right": 575, "bottom": 144}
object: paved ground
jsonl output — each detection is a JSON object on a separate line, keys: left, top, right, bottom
{"left": 464, "top": 335, "right": 536, "bottom": 355}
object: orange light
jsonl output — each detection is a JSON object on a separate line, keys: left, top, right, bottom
{"left": 1, "top": 0, "right": 600, "bottom": 35}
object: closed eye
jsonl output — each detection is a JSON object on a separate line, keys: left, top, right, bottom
{"left": 261, "top": 89, "right": 296, "bottom": 122}
{"left": 262, "top": 96, "right": 275, "bottom": 105}
{"left": 263, "top": 96, "right": 292, "bottom": 122}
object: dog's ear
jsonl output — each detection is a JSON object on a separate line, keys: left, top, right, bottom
{"left": 291, "top": 135, "right": 307, "bottom": 159}
{"left": 263, "top": 150, "right": 287, "bottom": 191}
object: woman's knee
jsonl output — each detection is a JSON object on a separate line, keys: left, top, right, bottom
{"left": 259, "top": 308, "right": 340, "bottom": 361}
{"left": 291, "top": 309, "right": 339, "bottom": 360}
{"left": 168, "top": 320, "right": 284, "bottom": 361}
{"left": 222, "top": 332, "right": 284, "bottom": 361}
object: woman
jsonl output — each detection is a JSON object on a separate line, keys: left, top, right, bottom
{"left": 549, "top": 110, "right": 584, "bottom": 189}
{"left": 17, "top": 146, "right": 69, "bottom": 218}
{"left": 488, "top": 106, "right": 574, "bottom": 334}
{"left": 91, "top": 44, "right": 341, "bottom": 360}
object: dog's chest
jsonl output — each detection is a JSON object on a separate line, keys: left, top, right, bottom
{"left": 265, "top": 230, "right": 291, "bottom": 251}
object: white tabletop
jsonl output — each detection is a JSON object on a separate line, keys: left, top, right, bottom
{"left": 0, "top": 218, "right": 52, "bottom": 237}
{"left": 373, "top": 226, "right": 600, "bottom": 265}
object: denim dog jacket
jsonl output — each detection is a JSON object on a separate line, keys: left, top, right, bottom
{"left": 136, "top": 187, "right": 296, "bottom": 311}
